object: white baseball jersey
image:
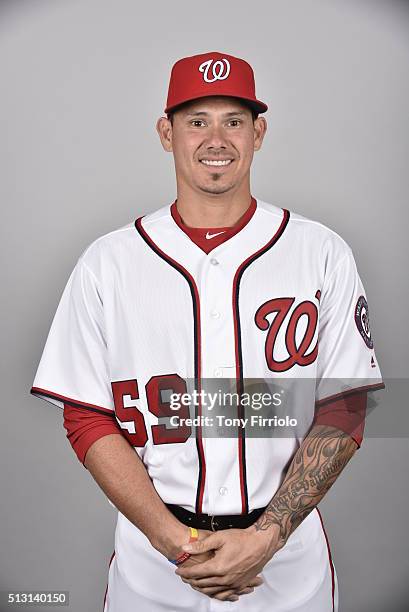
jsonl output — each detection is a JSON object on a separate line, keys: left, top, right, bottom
{"left": 31, "top": 199, "right": 383, "bottom": 612}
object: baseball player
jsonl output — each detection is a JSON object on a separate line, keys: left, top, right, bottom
{"left": 31, "top": 51, "right": 384, "bottom": 611}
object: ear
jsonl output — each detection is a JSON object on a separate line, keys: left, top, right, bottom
{"left": 156, "top": 116, "right": 173, "bottom": 152}
{"left": 253, "top": 116, "right": 267, "bottom": 151}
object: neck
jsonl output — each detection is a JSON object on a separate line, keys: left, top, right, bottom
{"left": 175, "top": 181, "right": 253, "bottom": 228}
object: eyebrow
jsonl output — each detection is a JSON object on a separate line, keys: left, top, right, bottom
{"left": 185, "top": 110, "right": 247, "bottom": 118}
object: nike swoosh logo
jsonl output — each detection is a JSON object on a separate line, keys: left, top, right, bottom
{"left": 205, "top": 231, "right": 226, "bottom": 239}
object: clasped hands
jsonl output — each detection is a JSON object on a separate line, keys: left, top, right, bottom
{"left": 174, "top": 526, "right": 281, "bottom": 603}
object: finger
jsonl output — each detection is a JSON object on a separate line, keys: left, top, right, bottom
{"left": 192, "top": 586, "right": 238, "bottom": 602}
{"left": 236, "top": 587, "right": 254, "bottom": 595}
{"left": 181, "top": 533, "right": 224, "bottom": 556}
{"left": 213, "top": 590, "right": 239, "bottom": 602}
{"left": 191, "top": 585, "right": 232, "bottom": 596}
{"left": 185, "top": 575, "right": 260, "bottom": 589}
{"left": 198, "top": 529, "right": 214, "bottom": 537}
{"left": 234, "top": 576, "right": 264, "bottom": 595}
{"left": 176, "top": 560, "right": 222, "bottom": 580}
{"left": 184, "top": 573, "right": 263, "bottom": 590}
{"left": 194, "top": 581, "right": 258, "bottom": 596}
{"left": 182, "top": 576, "right": 228, "bottom": 589}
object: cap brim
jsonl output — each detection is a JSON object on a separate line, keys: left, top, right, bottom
{"left": 165, "top": 93, "right": 268, "bottom": 115}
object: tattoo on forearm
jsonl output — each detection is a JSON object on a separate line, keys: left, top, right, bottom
{"left": 254, "top": 425, "right": 357, "bottom": 544}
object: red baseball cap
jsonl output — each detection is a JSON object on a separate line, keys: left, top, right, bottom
{"left": 165, "top": 51, "right": 268, "bottom": 115}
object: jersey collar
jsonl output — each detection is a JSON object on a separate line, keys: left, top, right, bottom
{"left": 170, "top": 197, "right": 257, "bottom": 254}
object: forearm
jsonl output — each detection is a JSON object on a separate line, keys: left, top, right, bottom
{"left": 84, "top": 433, "right": 186, "bottom": 558}
{"left": 251, "top": 424, "right": 358, "bottom": 548}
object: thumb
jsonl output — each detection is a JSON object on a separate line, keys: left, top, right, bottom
{"left": 182, "top": 533, "right": 223, "bottom": 554}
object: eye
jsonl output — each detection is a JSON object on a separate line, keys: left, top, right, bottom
{"left": 227, "top": 119, "right": 242, "bottom": 127}
{"left": 190, "top": 119, "right": 206, "bottom": 127}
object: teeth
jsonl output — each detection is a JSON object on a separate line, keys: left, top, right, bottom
{"left": 201, "top": 159, "right": 232, "bottom": 166}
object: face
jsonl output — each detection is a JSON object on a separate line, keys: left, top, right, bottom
{"left": 157, "top": 97, "right": 267, "bottom": 196}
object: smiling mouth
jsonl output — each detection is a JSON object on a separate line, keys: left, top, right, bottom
{"left": 199, "top": 159, "right": 233, "bottom": 167}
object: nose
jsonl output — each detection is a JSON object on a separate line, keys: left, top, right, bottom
{"left": 205, "top": 122, "right": 227, "bottom": 150}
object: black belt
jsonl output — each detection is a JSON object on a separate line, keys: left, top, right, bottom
{"left": 166, "top": 504, "right": 266, "bottom": 531}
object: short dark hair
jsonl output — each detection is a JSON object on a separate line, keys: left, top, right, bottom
{"left": 167, "top": 103, "right": 259, "bottom": 125}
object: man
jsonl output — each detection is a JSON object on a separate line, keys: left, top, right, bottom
{"left": 31, "top": 51, "right": 384, "bottom": 611}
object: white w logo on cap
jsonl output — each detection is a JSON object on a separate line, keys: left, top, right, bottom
{"left": 199, "top": 58, "right": 231, "bottom": 83}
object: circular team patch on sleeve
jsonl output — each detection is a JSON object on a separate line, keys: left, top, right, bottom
{"left": 355, "top": 295, "right": 373, "bottom": 349}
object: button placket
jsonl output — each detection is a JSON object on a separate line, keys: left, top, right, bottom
{"left": 199, "top": 254, "right": 240, "bottom": 514}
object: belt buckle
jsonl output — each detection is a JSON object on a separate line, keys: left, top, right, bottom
{"left": 210, "top": 515, "right": 219, "bottom": 531}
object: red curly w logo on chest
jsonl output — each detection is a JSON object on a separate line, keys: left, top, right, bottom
{"left": 255, "top": 291, "right": 320, "bottom": 372}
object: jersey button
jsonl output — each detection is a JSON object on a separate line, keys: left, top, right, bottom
{"left": 210, "top": 310, "right": 220, "bottom": 319}
{"left": 219, "top": 487, "right": 228, "bottom": 496}
{"left": 210, "top": 258, "right": 219, "bottom": 266}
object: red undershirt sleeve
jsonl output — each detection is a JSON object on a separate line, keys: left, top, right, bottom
{"left": 63, "top": 403, "right": 124, "bottom": 467}
{"left": 63, "top": 391, "right": 367, "bottom": 469}
{"left": 312, "top": 391, "right": 367, "bottom": 448}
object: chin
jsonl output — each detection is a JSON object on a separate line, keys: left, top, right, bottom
{"left": 197, "top": 180, "right": 236, "bottom": 195}
{"left": 199, "top": 186, "right": 234, "bottom": 195}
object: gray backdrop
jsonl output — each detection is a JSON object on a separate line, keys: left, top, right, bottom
{"left": 1, "top": 0, "right": 408, "bottom": 611}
